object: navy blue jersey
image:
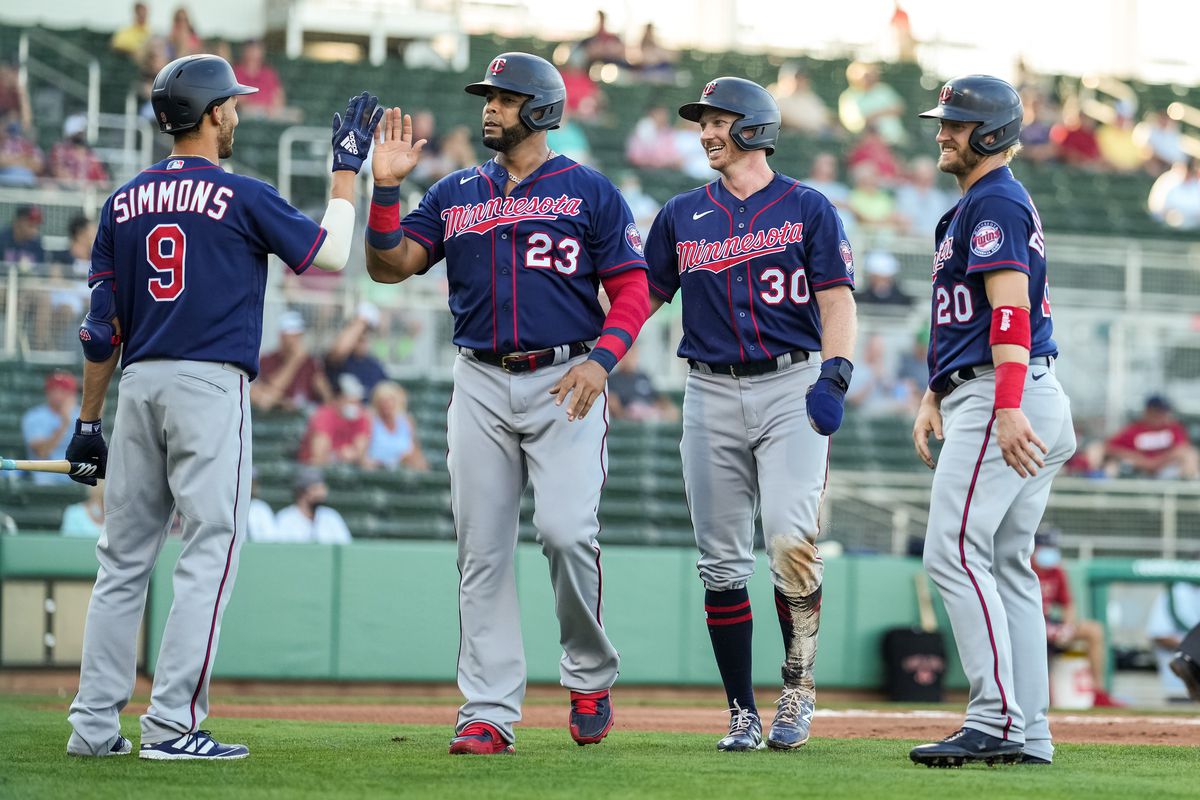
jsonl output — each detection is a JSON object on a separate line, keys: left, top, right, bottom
{"left": 927, "top": 166, "right": 1057, "bottom": 392}
{"left": 90, "top": 156, "right": 325, "bottom": 379}
{"left": 644, "top": 174, "right": 855, "bottom": 363}
{"left": 401, "top": 155, "right": 646, "bottom": 352}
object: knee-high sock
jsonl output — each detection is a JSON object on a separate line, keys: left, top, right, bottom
{"left": 775, "top": 584, "right": 822, "bottom": 697}
{"left": 706, "top": 587, "right": 756, "bottom": 715}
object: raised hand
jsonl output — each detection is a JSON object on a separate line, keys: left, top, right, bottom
{"left": 371, "top": 107, "right": 427, "bottom": 186}
{"left": 332, "top": 91, "right": 383, "bottom": 173}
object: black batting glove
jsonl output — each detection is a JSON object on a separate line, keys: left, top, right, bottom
{"left": 65, "top": 418, "right": 107, "bottom": 486}
{"left": 331, "top": 91, "right": 383, "bottom": 173}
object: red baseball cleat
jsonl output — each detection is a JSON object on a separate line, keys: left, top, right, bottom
{"left": 1092, "top": 689, "right": 1125, "bottom": 708}
{"left": 569, "top": 689, "right": 614, "bottom": 745}
{"left": 448, "top": 722, "right": 514, "bottom": 755}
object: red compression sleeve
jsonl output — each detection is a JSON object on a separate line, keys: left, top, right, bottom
{"left": 989, "top": 305, "right": 1031, "bottom": 348}
{"left": 993, "top": 361, "right": 1028, "bottom": 409}
{"left": 589, "top": 269, "right": 651, "bottom": 372}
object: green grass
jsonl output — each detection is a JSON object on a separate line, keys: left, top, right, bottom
{"left": 1, "top": 694, "right": 1196, "bottom": 800}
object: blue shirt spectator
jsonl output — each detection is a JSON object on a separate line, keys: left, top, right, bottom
{"left": 364, "top": 381, "right": 428, "bottom": 471}
{"left": 22, "top": 370, "right": 80, "bottom": 485}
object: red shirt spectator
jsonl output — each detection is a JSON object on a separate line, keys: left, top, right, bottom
{"left": 1104, "top": 394, "right": 1200, "bottom": 479}
{"left": 1050, "top": 106, "right": 1102, "bottom": 167}
{"left": 233, "top": 40, "right": 285, "bottom": 116}
{"left": 846, "top": 127, "right": 900, "bottom": 183}
{"left": 299, "top": 375, "right": 371, "bottom": 466}
{"left": 1032, "top": 561, "right": 1071, "bottom": 617}
{"left": 48, "top": 115, "right": 109, "bottom": 186}
{"left": 251, "top": 311, "right": 332, "bottom": 412}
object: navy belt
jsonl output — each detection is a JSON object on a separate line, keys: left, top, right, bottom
{"left": 946, "top": 355, "right": 1053, "bottom": 390}
{"left": 689, "top": 349, "right": 810, "bottom": 377}
{"left": 465, "top": 341, "right": 591, "bottom": 373}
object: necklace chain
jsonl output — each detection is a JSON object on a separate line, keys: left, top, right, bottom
{"left": 502, "top": 150, "right": 553, "bottom": 183}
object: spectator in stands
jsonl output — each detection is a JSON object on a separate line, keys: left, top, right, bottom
{"left": 673, "top": 117, "right": 717, "bottom": 181}
{"left": 1146, "top": 581, "right": 1200, "bottom": 702}
{"left": 632, "top": 23, "right": 677, "bottom": 84}
{"left": 607, "top": 345, "right": 678, "bottom": 423}
{"left": 1134, "top": 110, "right": 1188, "bottom": 175}
{"left": 363, "top": 381, "right": 429, "bottom": 471}
{"left": 299, "top": 374, "right": 371, "bottom": 467}
{"left": 1104, "top": 394, "right": 1200, "bottom": 479}
{"left": 21, "top": 371, "right": 79, "bottom": 486}
{"left": 60, "top": 482, "right": 106, "bottom": 539}
{"left": 1032, "top": 525, "right": 1124, "bottom": 707}
{"left": 1018, "top": 89, "right": 1061, "bottom": 164}
{"left": 578, "top": 10, "right": 627, "bottom": 69}
{"left": 167, "top": 6, "right": 203, "bottom": 59}
{"left": 626, "top": 105, "right": 682, "bottom": 170}
{"left": 1, "top": 204, "right": 46, "bottom": 268}
{"left": 894, "top": 156, "right": 955, "bottom": 236}
{"left": 847, "top": 124, "right": 901, "bottom": 184}
{"left": 847, "top": 162, "right": 904, "bottom": 241}
{"left": 838, "top": 61, "right": 907, "bottom": 146}
{"left": 111, "top": 3, "right": 152, "bottom": 61}
{"left": 1064, "top": 432, "right": 1108, "bottom": 479}
{"left": 136, "top": 37, "right": 171, "bottom": 122}
{"left": 273, "top": 467, "right": 352, "bottom": 544}
{"left": 246, "top": 468, "right": 279, "bottom": 542}
{"left": 617, "top": 172, "right": 661, "bottom": 233}
{"left": 0, "top": 113, "right": 44, "bottom": 188}
{"left": 48, "top": 114, "right": 109, "bottom": 188}
{"left": 547, "top": 112, "right": 593, "bottom": 165}
{"left": 412, "top": 116, "right": 477, "bottom": 188}
{"left": 805, "top": 152, "right": 857, "bottom": 243}
{"left": 0, "top": 61, "right": 31, "bottom": 130}
{"left": 47, "top": 216, "right": 95, "bottom": 347}
{"left": 846, "top": 334, "right": 906, "bottom": 417}
{"left": 1148, "top": 158, "right": 1200, "bottom": 231}
{"left": 771, "top": 64, "right": 836, "bottom": 139}
{"left": 233, "top": 40, "right": 293, "bottom": 121}
{"left": 856, "top": 250, "right": 911, "bottom": 307}
{"left": 556, "top": 47, "right": 605, "bottom": 124}
{"left": 895, "top": 327, "right": 929, "bottom": 413}
{"left": 325, "top": 302, "right": 388, "bottom": 395}
{"left": 1050, "top": 101, "right": 1103, "bottom": 169}
{"left": 252, "top": 310, "right": 333, "bottom": 413}
{"left": 889, "top": 1, "right": 918, "bottom": 62}
{"left": 1096, "top": 101, "right": 1147, "bottom": 174}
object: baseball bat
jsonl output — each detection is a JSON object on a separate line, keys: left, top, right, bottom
{"left": 0, "top": 458, "right": 99, "bottom": 479}
{"left": 914, "top": 572, "right": 938, "bottom": 633}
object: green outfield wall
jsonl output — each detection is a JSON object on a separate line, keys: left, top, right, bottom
{"left": 1, "top": 535, "right": 1104, "bottom": 690}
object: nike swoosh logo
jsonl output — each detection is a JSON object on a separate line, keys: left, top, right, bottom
{"left": 1032, "top": 372, "right": 1046, "bottom": 381}
{"left": 459, "top": 174, "right": 480, "bottom": 184}
{"left": 692, "top": 210, "right": 716, "bottom": 220}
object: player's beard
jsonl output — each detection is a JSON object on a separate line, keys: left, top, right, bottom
{"left": 938, "top": 144, "right": 982, "bottom": 176}
{"left": 217, "top": 116, "right": 235, "bottom": 160}
{"left": 482, "top": 120, "right": 532, "bottom": 153}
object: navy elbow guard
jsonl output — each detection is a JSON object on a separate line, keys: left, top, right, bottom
{"left": 79, "top": 283, "right": 120, "bottom": 362}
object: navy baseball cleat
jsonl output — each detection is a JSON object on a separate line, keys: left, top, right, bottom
{"left": 139, "top": 730, "right": 249, "bottom": 760}
{"left": 767, "top": 687, "right": 814, "bottom": 750}
{"left": 910, "top": 727, "right": 1021, "bottom": 768}
{"left": 1019, "top": 754, "right": 1052, "bottom": 765}
{"left": 569, "top": 689, "right": 614, "bottom": 745}
{"left": 68, "top": 735, "right": 132, "bottom": 757}
{"left": 448, "top": 722, "right": 514, "bottom": 755}
{"left": 717, "top": 701, "right": 765, "bottom": 751}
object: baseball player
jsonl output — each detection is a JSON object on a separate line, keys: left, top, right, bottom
{"left": 644, "top": 78, "right": 858, "bottom": 752}
{"left": 64, "top": 54, "right": 378, "bottom": 759}
{"left": 363, "top": 52, "right": 651, "bottom": 754}
{"left": 908, "top": 75, "right": 1075, "bottom": 768}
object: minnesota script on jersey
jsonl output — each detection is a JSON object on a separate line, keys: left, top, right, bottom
{"left": 644, "top": 175, "right": 855, "bottom": 364}
{"left": 400, "top": 155, "right": 646, "bottom": 352}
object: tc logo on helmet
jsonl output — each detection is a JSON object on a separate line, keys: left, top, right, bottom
{"left": 490, "top": 57, "right": 507, "bottom": 75}
{"left": 939, "top": 85, "right": 953, "bottom": 104}
{"left": 703, "top": 80, "right": 718, "bottom": 97}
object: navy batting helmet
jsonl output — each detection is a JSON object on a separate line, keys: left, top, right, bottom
{"left": 151, "top": 54, "right": 257, "bottom": 134}
{"left": 465, "top": 53, "right": 566, "bottom": 132}
{"left": 918, "top": 75, "right": 1023, "bottom": 156}
{"left": 679, "top": 77, "right": 781, "bottom": 156}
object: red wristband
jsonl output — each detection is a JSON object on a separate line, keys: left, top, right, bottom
{"left": 994, "top": 361, "right": 1027, "bottom": 409}
{"left": 989, "top": 305, "right": 1031, "bottom": 348}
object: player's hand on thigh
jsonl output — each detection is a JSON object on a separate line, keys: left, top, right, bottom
{"left": 994, "top": 408, "right": 1048, "bottom": 478}
{"left": 549, "top": 360, "right": 608, "bottom": 422}
{"left": 912, "top": 392, "right": 943, "bottom": 469}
